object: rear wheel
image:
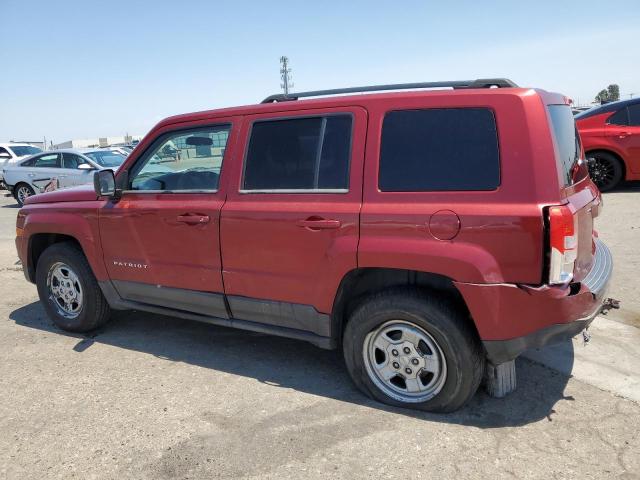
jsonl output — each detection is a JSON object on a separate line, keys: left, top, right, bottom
{"left": 14, "top": 183, "right": 35, "bottom": 207}
{"left": 343, "top": 288, "right": 484, "bottom": 412}
{"left": 36, "top": 242, "right": 111, "bottom": 332}
{"left": 587, "top": 151, "right": 623, "bottom": 192}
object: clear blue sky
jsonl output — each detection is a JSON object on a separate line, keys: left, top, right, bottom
{"left": 1, "top": 0, "right": 639, "bottom": 143}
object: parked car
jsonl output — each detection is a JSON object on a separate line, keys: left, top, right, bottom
{"left": 0, "top": 143, "right": 43, "bottom": 188}
{"left": 3, "top": 148, "right": 126, "bottom": 206}
{"left": 575, "top": 98, "right": 640, "bottom": 191}
{"left": 15, "top": 79, "right": 613, "bottom": 412}
{"left": 101, "top": 146, "right": 131, "bottom": 157}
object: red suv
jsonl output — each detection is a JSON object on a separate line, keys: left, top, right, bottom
{"left": 576, "top": 98, "right": 640, "bottom": 191}
{"left": 15, "top": 79, "right": 613, "bottom": 412}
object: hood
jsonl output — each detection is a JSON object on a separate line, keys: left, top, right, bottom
{"left": 24, "top": 184, "right": 98, "bottom": 205}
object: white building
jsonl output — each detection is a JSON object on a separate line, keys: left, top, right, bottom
{"left": 53, "top": 135, "right": 143, "bottom": 150}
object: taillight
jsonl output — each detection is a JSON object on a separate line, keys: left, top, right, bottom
{"left": 548, "top": 205, "right": 577, "bottom": 285}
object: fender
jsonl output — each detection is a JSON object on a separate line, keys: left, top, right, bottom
{"left": 21, "top": 201, "right": 108, "bottom": 281}
{"left": 358, "top": 237, "right": 504, "bottom": 284}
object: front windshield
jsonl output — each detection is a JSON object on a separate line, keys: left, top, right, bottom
{"left": 9, "top": 145, "right": 42, "bottom": 157}
{"left": 84, "top": 150, "right": 126, "bottom": 167}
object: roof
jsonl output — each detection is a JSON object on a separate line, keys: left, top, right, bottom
{"left": 156, "top": 85, "right": 563, "bottom": 130}
{"left": 575, "top": 97, "right": 640, "bottom": 120}
{"left": 53, "top": 148, "right": 117, "bottom": 154}
{"left": 0, "top": 143, "right": 34, "bottom": 148}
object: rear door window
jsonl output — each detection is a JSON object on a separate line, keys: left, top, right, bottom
{"left": 628, "top": 104, "right": 640, "bottom": 126}
{"left": 607, "top": 108, "right": 629, "bottom": 126}
{"left": 33, "top": 154, "right": 61, "bottom": 168}
{"left": 243, "top": 114, "right": 352, "bottom": 191}
{"left": 379, "top": 108, "right": 500, "bottom": 192}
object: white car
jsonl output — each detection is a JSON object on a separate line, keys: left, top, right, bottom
{"left": 3, "top": 148, "right": 126, "bottom": 206}
{"left": 0, "top": 143, "right": 43, "bottom": 187}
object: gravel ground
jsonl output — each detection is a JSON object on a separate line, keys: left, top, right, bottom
{"left": 0, "top": 188, "right": 638, "bottom": 480}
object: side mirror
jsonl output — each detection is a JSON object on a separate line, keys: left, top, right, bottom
{"left": 78, "top": 163, "right": 94, "bottom": 170}
{"left": 94, "top": 169, "right": 115, "bottom": 197}
{"left": 0, "top": 153, "right": 11, "bottom": 159}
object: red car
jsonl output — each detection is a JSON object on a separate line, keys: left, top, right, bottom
{"left": 15, "top": 79, "right": 613, "bottom": 412}
{"left": 576, "top": 98, "right": 640, "bottom": 191}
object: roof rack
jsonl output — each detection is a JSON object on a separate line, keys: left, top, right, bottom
{"left": 261, "top": 78, "right": 518, "bottom": 103}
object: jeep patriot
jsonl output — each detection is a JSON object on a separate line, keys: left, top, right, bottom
{"left": 15, "top": 79, "right": 614, "bottom": 412}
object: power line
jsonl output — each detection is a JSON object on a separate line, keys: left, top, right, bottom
{"left": 280, "top": 56, "right": 293, "bottom": 95}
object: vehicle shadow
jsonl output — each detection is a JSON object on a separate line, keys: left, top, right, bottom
{"left": 605, "top": 180, "right": 640, "bottom": 193}
{"left": 10, "top": 301, "right": 574, "bottom": 428}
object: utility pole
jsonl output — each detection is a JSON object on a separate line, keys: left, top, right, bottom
{"left": 280, "top": 56, "right": 293, "bottom": 95}
{"left": 628, "top": 93, "right": 635, "bottom": 99}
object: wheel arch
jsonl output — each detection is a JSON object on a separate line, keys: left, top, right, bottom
{"left": 330, "top": 267, "right": 480, "bottom": 346}
{"left": 22, "top": 210, "right": 107, "bottom": 283}
{"left": 27, "top": 233, "right": 82, "bottom": 282}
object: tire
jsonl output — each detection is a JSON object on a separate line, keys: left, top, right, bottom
{"left": 343, "top": 288, "right": 484, "bottom": 413}
{"left": 14, "top": 183, "right": 35, "bottom": 207}
{"left": 587, "top": 151, "right": 623, "bottom": 192}
{"left": 36, "top": 242, "right": 111, "bottom": 333}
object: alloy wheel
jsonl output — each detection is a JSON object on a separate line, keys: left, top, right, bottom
{"left": 17, "top": 186, "right": 33, "bottom": 205}
{"left": 587, "top": 156, "right": 618, "bottom": 191}
{"left": 47, "top": 262, "right": 84, "bottom": 319}
{"left": 363, "top": 320, "right": 447, "bottom": 403}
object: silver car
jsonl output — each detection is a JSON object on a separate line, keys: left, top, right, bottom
{"left": 2, "top": 148, "right": 126, "bottom": 206}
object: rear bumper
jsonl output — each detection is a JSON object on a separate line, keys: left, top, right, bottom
{"left": 456, "top": 238, "right": 613, "bottom": 364}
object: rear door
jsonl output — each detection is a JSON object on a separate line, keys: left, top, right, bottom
{"left": 98, "top": 118, "right": 239, "bottom": 317}
{"left": 30, "top": 153, "right": 62, "bottom": 192}
{"left": 220, "top": 107, "right": 366, "bottom": 334}
{"left": 606, "top": 103, "right": 640, "bottom": 174}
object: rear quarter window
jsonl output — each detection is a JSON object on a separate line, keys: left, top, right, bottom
{"left": 379, "top": 108, "right": 500, "bottom": 192}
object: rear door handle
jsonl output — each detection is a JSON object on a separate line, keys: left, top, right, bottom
{"left": 296, "top": 218, "right": 341, "bottom": 229}
{"left": 177, "top": 214, "right": 210, "bottom": 225}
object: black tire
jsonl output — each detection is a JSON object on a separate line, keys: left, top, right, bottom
{"left": 587, "top": 151, "right": 623, "bottom": 192}
{"left": 36, "top": 242, "right": 111, "bottom": 333}
{"left": 14, "top": 183, "right": 35, "bottom": 207}
{"left": 343, "top": 288, "right": 484, "bottom": 413}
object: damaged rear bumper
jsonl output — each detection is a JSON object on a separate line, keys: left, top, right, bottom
{"left": 457, "top": 238, "right": 613, "bottom": 365}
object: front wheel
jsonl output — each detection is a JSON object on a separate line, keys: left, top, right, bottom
{"left": 587, "top": 152, "right": 623, "bottom": 192}
{"left": 343, "top": 288, "right": 484, "bottom": 412}
{"left": 36, "top": 242, "right": 111, "bottom": 332}
{"left": 14, "top": 183, "right": 35, "bottom": 207}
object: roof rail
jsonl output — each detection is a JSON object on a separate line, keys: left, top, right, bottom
{"left": 261, "top": 78, "right": 518, "bottom": 103}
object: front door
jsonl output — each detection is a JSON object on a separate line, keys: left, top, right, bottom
{"left": 220, "top": 107, "right": 366, "bottom": 335}
{"left": 60, "top": 152, "right": 92, "bottom": 187}
{"left": 98, "top": 119, "right": 238, "bottom": 318}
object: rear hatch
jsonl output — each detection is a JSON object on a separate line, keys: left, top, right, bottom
{"left": 546, "top": 104, "right": 600, "bottom": 284}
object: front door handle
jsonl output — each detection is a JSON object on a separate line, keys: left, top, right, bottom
{"left": 177, "top": 214, "right": 210, "bottom": 225}
{"left": 619, "top": 131, "right": 633, "bottom": 138}
{"left": 297, "top": 218, "right": 341, "bottom": 230}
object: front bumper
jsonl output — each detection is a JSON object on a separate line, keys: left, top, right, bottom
{"left": 456, "top": 238, "right": 613, "bottom": 364}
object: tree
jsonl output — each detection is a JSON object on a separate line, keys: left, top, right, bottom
{"left": 595, "top": 84, "right": 620, "bottom": 104}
